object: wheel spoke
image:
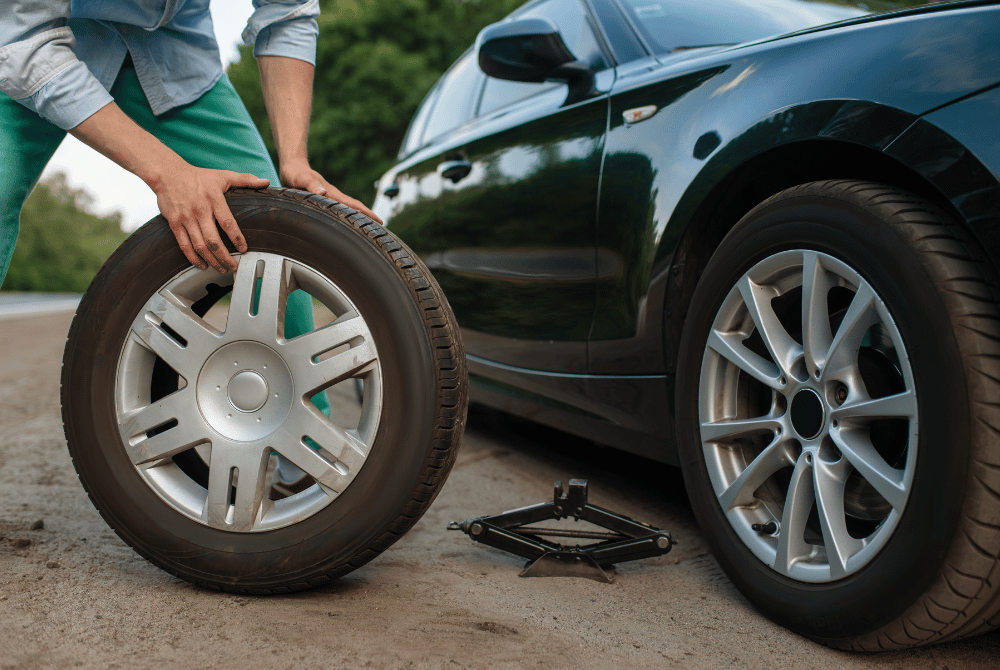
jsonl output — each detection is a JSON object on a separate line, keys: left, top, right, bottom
{"left": 737, "top": 276, "right": 801, "bottom": 378}
{"left": 707, "top": 329, "right": 783, "bottom": 389}
{"left": 831, "top": 427, "right": 908, "bottom": 510}
{"left": 292, "top": 338, "right": 378, "bottom": 398}
{"left": 774, "top": 457, "right": 815, "bottom": 576}
{"left": 801, "top": 251, "right": 834, "bottom": 376}
{"left": 204, "top": 444, "right": 270, "bottom": 531}
{"left": 227, "top": 253, "right": 290, "bottom": 340}
{"left": 118, "top": 388, "right": 208, "bottom": 465}
{"left": 271, "top": 437, "right": 348, "bottom": 494}
{"left": 254, "top": 256, "right": 289, "bottom": 336}
{"left": 228, "top": 252, "right": 262, "bottom": 320}
{"left": 279, "top": 315, "right": 371, "bottom": 364}
{"left": 718, "top": 437, "right": 797, "bottom": 510}
{"left": 813, "top": 457, "right": 863, "bottom": 579}
{"left": 833, "top": 390, "right": 917, "bottom": 422}
{"left": 147, "top": 290, "right": 222, "bottom": 352}
{"left": 825, "top": 284, "right": 878, "bottom": 377}
{"left": 275, "top": 406, "right": 367, "bottom": 492}
{"left": 128, "top": 312, "right": 206, "bottom": 381}
{"left": 700, "top": 415, "right": 783, "bottom": 443}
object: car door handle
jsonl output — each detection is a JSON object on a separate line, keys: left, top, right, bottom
{"left": 383, "top": 183, "right": 400, "bottom": 198}
{"left": 438, "top": 160, "right": 472, "bottom": 183}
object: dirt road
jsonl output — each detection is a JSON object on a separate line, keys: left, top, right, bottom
{"left": 1, "top": 312, "right": 998, "bottom": 669}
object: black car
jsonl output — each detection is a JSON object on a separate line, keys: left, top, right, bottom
{"left": 373, "top": 0, "right": 1000, "bottom": 651}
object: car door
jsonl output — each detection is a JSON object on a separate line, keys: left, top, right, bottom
{"left": 421, "top": 0, "right": 615, "bottom": 374}
{"left": 377, "top": 51, "right": 484, "bottom": 273}
{"left": 589, "top": 0, "right": 734, "bottom": 375}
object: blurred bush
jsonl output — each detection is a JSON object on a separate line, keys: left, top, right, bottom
{"left": 228, "top": 0, "right": 524, "bottom": 206}
{"left": 2, "top": 173, "right": 128, "bottom": 293}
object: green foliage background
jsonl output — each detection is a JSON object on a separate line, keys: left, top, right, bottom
{"left": 227, "top": 0, "right": 524, "bottom": 206}
{"left": 3, "top": 174, "right": 129, "bottom": 293}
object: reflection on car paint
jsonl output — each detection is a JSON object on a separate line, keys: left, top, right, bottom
{"left": 422, "top": 247, "right": 620, "bottom": 281}
{"left": 377, "top": 0, "right": 1000, "bottom": 459}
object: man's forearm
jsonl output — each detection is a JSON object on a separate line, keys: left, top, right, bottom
{"left": 256, "top": 55, "right": 382, "bottom": 223}
{"left": 257, "top": 55, "right": 314, "bottom": 172}
{"left": 70, "top": 101, "right": 185, "bottom": 191}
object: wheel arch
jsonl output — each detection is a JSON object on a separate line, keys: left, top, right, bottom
{"left": 660, "top": 130, "right": 1000, "bottom": 377}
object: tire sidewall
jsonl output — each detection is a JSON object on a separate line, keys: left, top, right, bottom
{"left": 64, "top": 196, "right": 438, "bottom": 587}
{"left": 675, "top": 193, "right": 970, "bottom": 640}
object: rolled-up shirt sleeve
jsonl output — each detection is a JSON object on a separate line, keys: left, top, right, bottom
{"left": 243, "top": 0, "right": 320, "bottom": 66}
{"left": 0, "top": 2, "right": 112, "bottom": 129}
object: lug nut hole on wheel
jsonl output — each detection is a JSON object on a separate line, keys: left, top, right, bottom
{"left": 790, "top": 389, "right": 825, "bottom": 440}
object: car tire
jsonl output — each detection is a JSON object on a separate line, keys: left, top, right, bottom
{"left": 61, "top": 187, "right": 467, "bottom": 593}
{"left": 675, "top": 180, "right": 1000, "bottom": 649}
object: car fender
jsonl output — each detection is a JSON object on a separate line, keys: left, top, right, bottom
{"left": 592, "top": 3, "right": 1000, "bottom": 377}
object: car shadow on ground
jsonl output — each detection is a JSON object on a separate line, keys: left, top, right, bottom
{"left": 463, "top": 404, "right": 693, "bottom": 520}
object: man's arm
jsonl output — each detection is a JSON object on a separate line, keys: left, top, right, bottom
{"left": 1, "top": 3, "right": 260, "bottom": 274}
{"left": 257, "top": 55, "right": 382, "bottom": 224}
{"left": 0, "top": 1, "right": 109, "bottom": 130}
{"left": 70, "top": 103, "right": 267, "bottom": 273}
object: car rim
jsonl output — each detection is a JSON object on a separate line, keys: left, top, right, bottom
{"left": 115, "top": 252, "right": 383, "bottom": 532}
{"left": 699, "top": 250, "right": 918, "bottom": 582}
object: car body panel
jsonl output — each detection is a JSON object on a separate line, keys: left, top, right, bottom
{"left": 423, "top": 86, "right": 610, "bottom": 374}
{"left": 886, "top": 85, "right": 1000, "bottom": 262}
{"left": 377, "top": 0, "right": 1000, "bottom": 463}
{"left": 591, "top": 5, "right": 1000, "bottom": 374}
{"left": 468, "top": 354, "right": 674, "bottom": 462}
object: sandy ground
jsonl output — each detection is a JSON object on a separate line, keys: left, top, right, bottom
{"left": 1, "top": 311, "right": 999, "bottom": 669}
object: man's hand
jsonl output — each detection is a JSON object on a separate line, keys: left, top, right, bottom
{"left": 281, "top": 159, "right": 382, "bottom": 224}
{"left": 152, "top": 160, "right": 269, "bottom": 272}
{"left": 70, "top": 102, "right": 268, "bottom": 273}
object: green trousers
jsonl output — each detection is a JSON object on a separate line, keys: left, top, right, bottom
{"left": 0, "top": 67, "right": 329, "bottom": 416}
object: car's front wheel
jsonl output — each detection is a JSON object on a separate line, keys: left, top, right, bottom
{"left": 676, "top": 180, "right": 1000, "bottom": 649}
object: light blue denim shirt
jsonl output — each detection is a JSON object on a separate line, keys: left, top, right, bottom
{"left": 0, "top": 0, "right": 320, "bottom": 130}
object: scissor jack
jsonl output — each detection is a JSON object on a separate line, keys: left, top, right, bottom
{"left": 447, "top": 479, "right": 676, "bottom": 583}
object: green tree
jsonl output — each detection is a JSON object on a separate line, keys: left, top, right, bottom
{"left": 227, "top": 0, "right": 523, "bottom": 205}
{"left": 3, "top": 173, "right": 129, "bottom": 293}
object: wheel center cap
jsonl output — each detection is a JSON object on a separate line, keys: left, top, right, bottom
{"left": 228, "top": 370, "right": 268, "bottom": 413}
{"left": 791, "top": 388, "right": 825, "bottom": 440}
{"left": 196, "top": 341, "right": 293, "bottom": 442}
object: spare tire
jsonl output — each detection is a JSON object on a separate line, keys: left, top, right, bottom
{"left": 61, "top": 187, "right": 467, "bottom": 593}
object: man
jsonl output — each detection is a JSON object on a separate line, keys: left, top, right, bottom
{"left": 0, "top": 0, "right": 375, "bottom": 493}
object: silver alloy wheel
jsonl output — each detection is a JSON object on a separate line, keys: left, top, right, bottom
{"left": 699, "top": 250, "right": 918, "bottom": 583}
{"left": 115, "top": 252, "right": 383, "bottom": 532}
